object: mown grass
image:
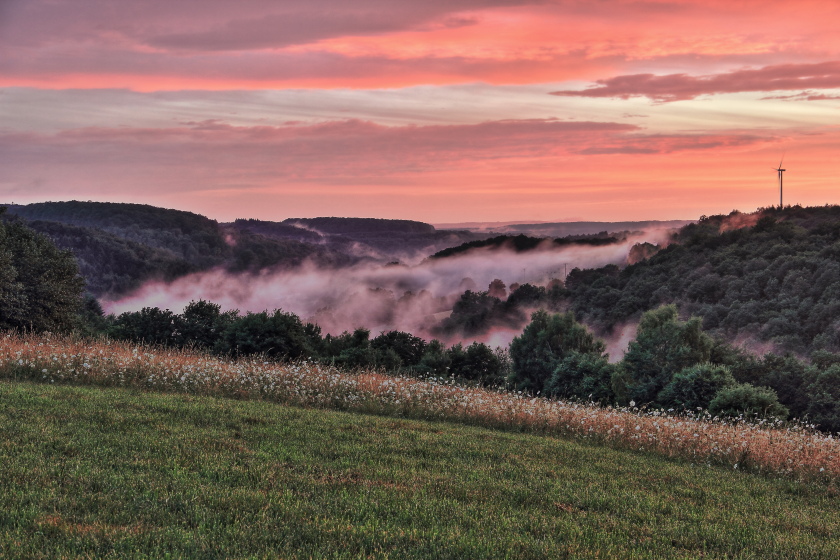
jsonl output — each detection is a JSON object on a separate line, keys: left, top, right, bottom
{"left": 1, "top": 380, "right": 839, "bottom": 559}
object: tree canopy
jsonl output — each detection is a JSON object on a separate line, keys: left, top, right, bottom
{"left": 0, "top": 210, "right": 84, "bottom": 332}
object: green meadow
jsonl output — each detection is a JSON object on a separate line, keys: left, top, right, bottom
{"left": 1, "top": 380, "right": 838, "bottom": 559}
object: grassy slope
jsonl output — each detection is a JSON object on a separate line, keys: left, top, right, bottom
{"left": 2, "top": 381, "right": 838, "bottom": 560}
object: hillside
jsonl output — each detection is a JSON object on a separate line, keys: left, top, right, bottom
{"left": 4, "top": 201, "right": 228, "bottom": 267}
{"left": 566, "top": 206, "right": 840, "bottom": 356}
{"left": 2, "top": 202, "right": 486, "bottom": 297}
{"left": 437, "top": 219, "right": 693, "bottom": 236}
{"left": 21, "top": 219, "right": 200, "bottom": 296}
{"left": 283, "top": 216, "right": 436, "bottom": 234}
{"left": 1, "top": 202, "right": 364, "bottom": 297}
{"left": 3, "top": 380, "right": 838, "bottom": 559}
{"left": 429, "top": 233, "right": 621, "bottom": 259}
{"left": 281, "top": 216, "right": 481, "bottom": 257}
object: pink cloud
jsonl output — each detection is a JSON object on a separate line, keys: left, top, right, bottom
{"left": 550, "top": 61, "right": 840, "bottom": 102}
{"left": 5, "top": 1, "right": 840, "bottom": 90}
{"left": 0, "top": 116, "right": 788, "bottom": 225}
{"left": 761, "top": 90, "right": 840, "bottom": 101}
{"left": 0, "top": 0, "right": 534, "bottom": 51}
{"left": 1, "top": 119, "right": 775, "bottom": 188}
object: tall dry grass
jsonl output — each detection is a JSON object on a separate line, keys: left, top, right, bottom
{"left": 2, "top": 332, "right": 838, "bottom": 483}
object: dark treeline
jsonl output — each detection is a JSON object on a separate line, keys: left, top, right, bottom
{"left": 23, "top": 219, "right": 197, "bottom": 296}
{"left": 283, "top": 217, "right": 436, "bottom": 235}
{"left": 429, "top": 232, "right": 621, "bottom": 259}
{"left": 6, "top": 200, "right": 229, "bottom": 268}
{"left": 105, "top": 300, "right": 511, "bottom": 387}
{"left": 100, "top": 300, "right": 840, "bottom": 433}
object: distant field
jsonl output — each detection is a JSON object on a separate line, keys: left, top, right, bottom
{"left": 1, "top": 380, "right": 839, "bottom": 559}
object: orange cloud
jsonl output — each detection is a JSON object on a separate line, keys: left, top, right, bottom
{"left": 3, "top": 117, "right": 821, "bottom": 223}
{"left": 4, "top": 1, "right": 840, "bottom": 90}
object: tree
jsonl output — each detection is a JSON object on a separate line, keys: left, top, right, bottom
{"left": 324, "top": 328, "right": 377, "bottom": 369}
{"left": 509, "top": 310, "right": 606, "bottom": 393}
{"left": 371, "top": 331, "right": 427, "bottom": 368}
{"left": 805, "top": 365, "right": 840, "bottom": 433}
{"left": 415, "top": 340, "right": 452, "bottom": 377}
{"left": 109, "top": 307, "right": 182, "bottom": 346}
{"left": 615, "top": 305, "right": 713, "bottom": 406}
{"left": 216, "top": 310, "right": 315, "bottom": 359}
{"left": 488, "top": 279, "right": 507, "bottom": 299}
{"left": 506, "top": 283, "right": 545, "bottom": 308}
{"left": 180, "top": 300, "right": 236, "bottom": 350}
{"left": 0, "top": 211, "right": 84, "bottom": 332}
{"left": 448, "top": 342, "right": 507, "bottom": 385}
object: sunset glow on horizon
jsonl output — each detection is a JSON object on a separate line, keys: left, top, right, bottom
{"left": 3, "top": 0, "right": 840, "bottom": 223}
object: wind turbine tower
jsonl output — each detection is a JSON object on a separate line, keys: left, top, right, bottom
{"left": 774, "top": 157, "right": 786, "bottom": 208}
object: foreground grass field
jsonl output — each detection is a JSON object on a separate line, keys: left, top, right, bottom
{"left": 1, "top": 380, "right": 839, "bottom": 559}
{"left": 4, "top": 334, "right": 839, "bottom": 483}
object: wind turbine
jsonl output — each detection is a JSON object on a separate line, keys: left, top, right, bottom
{"left": 773, "top": 155, "right": 786, "bottom": 208}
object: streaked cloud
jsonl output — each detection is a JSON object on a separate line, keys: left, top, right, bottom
{"left": 551, "top": 61, "right": 840, "bottom": 102}
{"left": 3, "top": 0, "right": 840, "bottom": 221}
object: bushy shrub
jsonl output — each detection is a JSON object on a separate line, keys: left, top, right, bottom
{"left": 216, "top": 310, "right": 316, "bottom": 359}
{"left": 414, "top": 340, "right": 451, "bottom": 377}
{"left": 657, "top": 363, "right": 735, "bottom": 411}
{"left": 708, "top": 383, "right": 789, "bottom": 420}
{"left": 109, "top": 307, "right": 181, "bottom": 346}
{"left": 617, "top": 305, "right": 713, "bottom": 406}
{"left": 449, "top": 342, "right": 507, "bottom": 385}
{"left": 545, "top": 352, "right": 615, "bottom": 404}
{"left": 371, "top": 331, "right": 427, "bottom": 368}
{"left": 0, "top": 212, "right": 84, "bottom": 332}
{"left": 509, "top": 310, "right": 606, "bottom": 393}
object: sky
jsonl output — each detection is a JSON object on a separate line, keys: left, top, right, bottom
{"left": 2, "top": 0, "right": 840, "bottom": 223}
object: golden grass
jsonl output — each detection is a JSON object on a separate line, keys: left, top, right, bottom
{"left": 2, "top": 332, "right": 838, "bottom": 483}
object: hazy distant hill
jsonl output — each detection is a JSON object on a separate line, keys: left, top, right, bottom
{"left": 2, "top": 202, "right": 363, "bottom": 297}
{"left": 2, "top": 202, "right": 484, "bottom": 297}
{"left": 437, "top": 220, "right": 693, "bottom": 237}
{"left": 283, "top": 217, "right": 435, "bottom": 234}
{"left": 5, "top": 201, "right": 228, "bottom": 268}
{"left": 231, "top": 219, "right": 324, "bottom": 242}
{"left": 276, "top": 217, "right": 481, "bottom": 258}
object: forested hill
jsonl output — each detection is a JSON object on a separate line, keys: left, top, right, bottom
{"left": 567, "top": 205, "right": 840, "bottom": 355}
{"left": 1, "top": 202, "right": 361, "bottom": 297}
{"left": 283, "top": 217, "right": 435, "bottom": 234}
{"left": 5, "top": 201, "right": 228, "bottom": 267}
{"left": 430, "top": 233, "right": 621, "bottom": 259}
{"left": 1, "top": 202, "right": 478, "bottom": 298}
{"left": 278, "top": 217, "right": 480, "bottom": 256}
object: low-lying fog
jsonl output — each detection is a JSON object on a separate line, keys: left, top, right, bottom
{"left": 104, "top": 229, "right": 674, "bottom": 353}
